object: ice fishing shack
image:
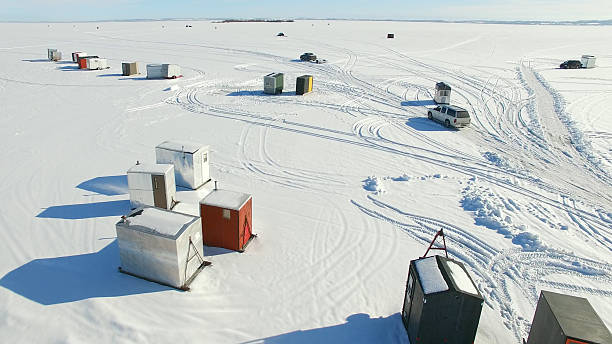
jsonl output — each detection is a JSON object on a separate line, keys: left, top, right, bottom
{"left": 122, "top": 62, "right": 138, "bottom": 76}
{"left": 85, "top": 58, "right": 108, "bottom": 70}
{"left": 147, "top": 64, "right": 181, "bottom": 79}
{"left": 296, "top": 75, "right": 313, "bottom": 95}
{"left": 200, "top": 188, "right": 254, "bottom": 252}
{"left": 72, "top": 52, "right": 87, "bottom": 63}
{"left": 264, "top": 73, "right": 284, "bottom": 94}
{"left": 526, "top": 290, "right": 612, "bottom": 344}
{"left": 78, "top": 55, "right": 99, "bottom": 69}
{"left": 581, "top": 55, "right": 596, "bottom": 69}
{"left": 47, "top": 49, "right": 59, "bottom": 61}
{"left": 127, "top": 163, "right": 176, "bottom": 210}
{"left": 434, "top": 82, "right": 451, "bottom": 104}
{"left": 116, "top": 206, "right": 208, "bottom": 290}
{"left": 155, "top": 141, "right": 210, "bottom": 190}
{"left": 402, "top": 255, "right": 483, "bottom": 344}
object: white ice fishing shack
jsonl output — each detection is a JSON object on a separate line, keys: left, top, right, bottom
{"left": 155, "top": 141, "right": 210, "bottom": 190}
{"left": 127, "top": 163, "right": 176, "bottom": 209}
{"left": 116, "top": 207, "right": 208, "bottom": 290}
{"left": 581, "top": 55, "right": 596, "bottom": 68}
{"left": 86, "top": 58, "right": 108, "bottom": 70}
{"left": 147, "top": 64, "right": 181, "bottom": 79}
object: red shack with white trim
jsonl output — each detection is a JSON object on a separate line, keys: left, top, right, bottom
{"left": 200, "top": 189, "right": 254, "bottom": 252}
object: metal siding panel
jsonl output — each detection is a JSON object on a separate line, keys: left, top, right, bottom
{"left": 116, "top": 223, "right": 181, "bottom": 288}
{"left": 128, "top": 171, "right": 153, "bottom": 191}
{"left": 527, "top": 294, "right": 566, "bottom": 344}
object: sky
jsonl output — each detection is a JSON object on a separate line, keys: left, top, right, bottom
{"left": 2, "top": 0, "right": 610, "bottom": 22}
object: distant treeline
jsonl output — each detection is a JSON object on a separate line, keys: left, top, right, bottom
{"left": 214, "top": 19, "right": 294, "bottom": 24}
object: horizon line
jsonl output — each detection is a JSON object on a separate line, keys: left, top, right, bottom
{"left": 1, "top": 17, "right": 612, "bottom": 26}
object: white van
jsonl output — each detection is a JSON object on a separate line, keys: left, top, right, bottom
{"left": 427, "top": 105, "right": 471, "bottom": 128}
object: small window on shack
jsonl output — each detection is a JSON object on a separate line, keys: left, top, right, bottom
{"left": 223, "top": 209, "right": 231, "bottom": 220}
{"left": 202, "top": 152, "right": 208, "bottom": 163}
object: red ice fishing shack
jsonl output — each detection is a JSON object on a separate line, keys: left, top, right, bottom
{"left": 200, "top": 187, "right": 254, "bottom": 252}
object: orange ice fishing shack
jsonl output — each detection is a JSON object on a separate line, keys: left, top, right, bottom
{"left": 200, "top": 187, "right": 255, "bottom": 252}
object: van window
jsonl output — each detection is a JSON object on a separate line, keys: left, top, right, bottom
{"left": 447, "top": 109, "right": 456, "bottom": 117}
{"left": 457, "top": 111, "right": 470, "bottom": 118}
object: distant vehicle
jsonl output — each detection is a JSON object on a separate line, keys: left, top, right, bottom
{"left": 277, "top": 32, "right": 285, "bottom": 37}
{"left": 300, "top": 52, "right": 317, "bottom": 62}
{"left": 428, "top": 105, "right": 471, "bottom": 128}
{"left": 314, "top": 59, "right": 327, "bottom": 64}
{"left": 560, "top": 60, "right": 582, "bottom": 69}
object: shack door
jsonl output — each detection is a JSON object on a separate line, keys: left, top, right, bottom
{"left": 151, "top": 175, "right": 167, "bottom": 208}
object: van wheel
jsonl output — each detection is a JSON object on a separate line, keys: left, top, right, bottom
{"left": 444, "top": 119, "right": 450, "bottom": 128}
{"left": 427, "top": 112, "right": 433, "bottom": 120}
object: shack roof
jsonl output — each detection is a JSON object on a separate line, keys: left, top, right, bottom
{"left": 541, "top": 290, "right": 612, "bottom": 343}
{"left": 414, "top": 256, "right": 449, "bottom": 294}
{"left": 200, "top": 189, "right": 251, "bottom": 210}
{"left": 413, "top": 255, "right": 482, "bottom": 298}
{"left": 118, "top": 207, "right": 199, "bottom": 238}
{"left": 127, "top": 163, "right": 173, "bottom": 175}
{"left": 156, "top": 141, "right": 208, "bottom": 154}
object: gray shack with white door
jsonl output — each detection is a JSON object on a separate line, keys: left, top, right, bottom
{"left": 116, "top": 207, "right": 206, "bottom": 290}
{"left": 402, "top": 255, "right": 483, "bottom": 344}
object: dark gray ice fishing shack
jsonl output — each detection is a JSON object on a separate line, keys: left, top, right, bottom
{"left": 526, "top": 290, "right": 612, "bottom": 344}
{"left": 401, "top": 255, "right": 484, "bottom": 344}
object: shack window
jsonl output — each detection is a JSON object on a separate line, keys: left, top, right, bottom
{"left": 223, "top": 209, "right": 231, "bottom": 219}
{"left": 203, "top": 152, "right": 208, "bottom": 163}
{"left": 404, "top": 272, "right": 415, "bottom": 316}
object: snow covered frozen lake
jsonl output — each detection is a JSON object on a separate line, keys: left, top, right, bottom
{"left": 0, "top": 20, "right": 611, "bottom": 343}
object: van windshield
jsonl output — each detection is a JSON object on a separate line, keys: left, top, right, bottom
{"left": 457, "top": 111, "right": 470, "bottom": 118}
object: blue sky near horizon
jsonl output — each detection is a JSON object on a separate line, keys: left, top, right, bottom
{"left": 2, "top": 0, "right": 610, "bottom": 22}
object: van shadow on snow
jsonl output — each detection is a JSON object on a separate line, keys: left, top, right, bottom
{"left": 244, "top": 313, "right": 408, "bottom": 344}
{"left": 401, "top": 100, "right": 436, "bottom": 107}
{"left": 405, "top": 117, "right": 452, "bottom": 132}
{"left": 0, "top": 240, "right": 171, "bottom": 305}
{"left": 77, "top": 175, "right": 128, "bottom": 196}
{"left": 36, "top": 200, "right": 130, "bottom": 219}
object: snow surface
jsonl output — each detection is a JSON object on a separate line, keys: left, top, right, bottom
{"left": 445, "top": 260, "right": 479, "bottom": 295}
{"left": 124, "top": 207, "right": 197, "bottom": 237}
{"left": 0, "top": 20, "right": 611, "bottom": 344}
{"left": 414, "top": 257, "right": 449, "bottom": 294}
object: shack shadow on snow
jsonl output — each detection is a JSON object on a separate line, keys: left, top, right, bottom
{"left": 118, "top": 77, "right": 148, "bottom": 81}
{"left": 36, "top": 200, "right": 130, "bottom": 219}
{"left": 227, "top": 90, "right": 297, "bottom": 97}
{"left": 405, "top": 118, "right": 452, "bottom": 132}
{"left": 205, "top": 246, "right": 235, "bottom": 256}
{"left": 57, "top": 65, "right": 80, "bottom": 71}
{"left": 0, "top": 240, "right": 171, "bottom": 305}
{"left": 401, "top": 100, "right": 436, "bottom": 107}
{"left": 77, "top": 175, "right": 128, "bottom": 196}
{"left": 97, "top": 73, "right": 123, "bottom": 77}
{"left": 22, "top": 59, "right": 52, "bottom": 63}
{"left": 243, "top": 313, "right": 408, "bottom": 344}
